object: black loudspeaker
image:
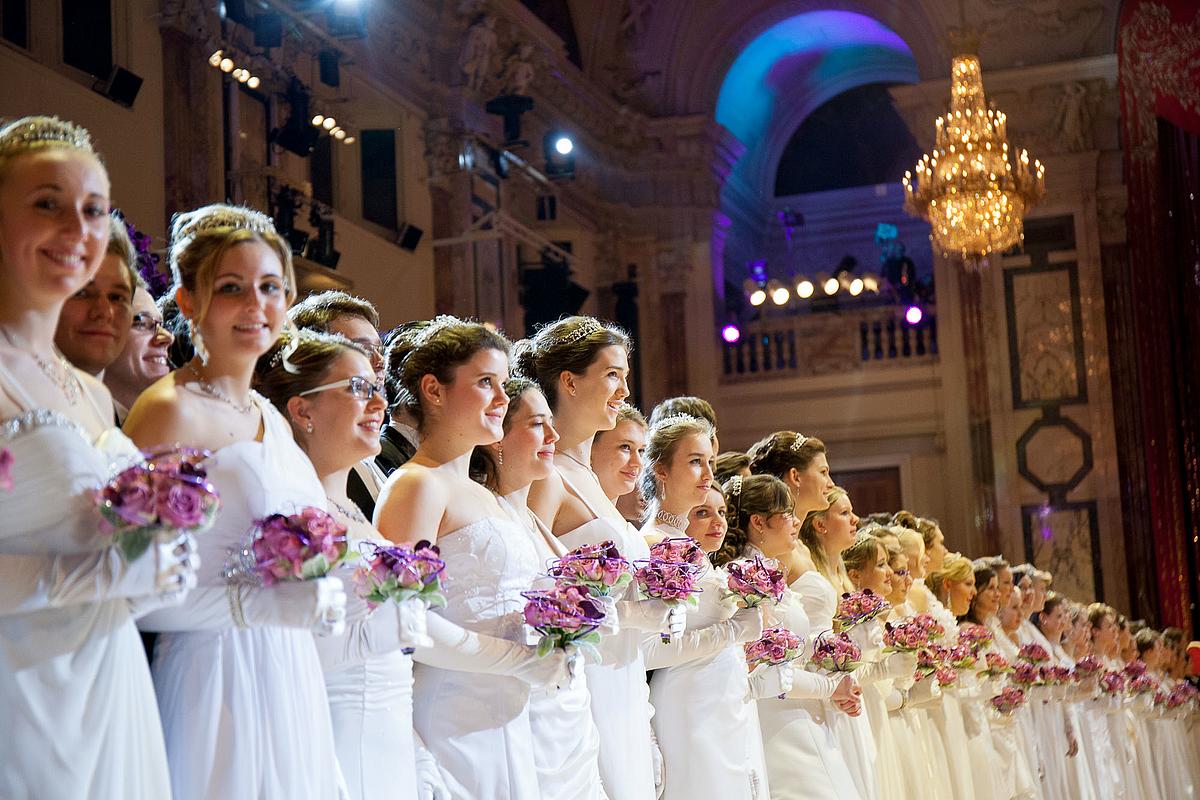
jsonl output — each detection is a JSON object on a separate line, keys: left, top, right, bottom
{"left": 222, "top": 0, "right": 251, "bottom": 25}
{"left": 253, "top": 13, "right": 283, "bottom": 48}
{"left": 94, "top": 66, "right": 143, "bottom": 108}
{"left": 318, "top": 50, "right": 340, "bottom": 87}
{"left": 396, "top": 223, "right": 424, "bottom": 252}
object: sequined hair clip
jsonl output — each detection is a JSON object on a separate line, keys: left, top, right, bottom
{"left": 0, "top": 116, "right": 94, "bottom": 156}
{"left": 726, "top": 474, "right": 744, "bottom": 497}
{"left": 789, "top": 434, "right": 810, "bottom": 453}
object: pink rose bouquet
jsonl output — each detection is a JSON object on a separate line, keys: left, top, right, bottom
{"left": 1017, "top": 643, "right": 1050, "bottom": 664}
{"left": 1040, "top": 665, "right": 1071, "bottom": 686}
{"left": 1098, "top": 670, "right": 1127, "bottom": 695}
{"left": 946, "top": 644, "right": 978, "bottom": 671}
{"left": 248, "top": 507, "right": 349, "bottom": 586}
{"left": 648, "top": 537, "right": 708, "bottom": 569}
{"left": 810, "top": 631, "right": 862, "bottom": 672}
{"left": 956, "top": 623, "right": 994, "bottom": 655}
{"left": 548, "top": 540, "right": 633, "bottom": 597}
{"left": 725, "top": 554, "right": 787, "bottom": 608}
{"left": 1011, "top": 662, "right": 1042, "bottom": 687}
{"left": 745, "top": 627, "right": 805, "bottom": 669}
{"left": 1123, "top": 659, "right": 1148, "bottom": 680}
{"left": 832, "top": 588, "right": 890, "bottom": 633}
{"left": 914, "top": 646, "right": 945, "bottom": 680}
{"left": 357, "top": 539, "right": 447, "bottom": 610}
{"left": 522, "top": 584, "right": 608, "bottom": 659}
{"left": 1072, "top": 655, "right": 1103, "bottom": 681}
{"left": 883, "top": 614, "right": 944, "bottom": 652}
{"left": 96, "top": 446, "right": 220, "bottom": 560}
{"left": 1127, "top": 673, "right": 1158, "bottom": 696}
{"left": 635, "top": 540, "right": 705, "bottom": 643}
{"left": 935, "top": 665, "right": 959, "bottom": 687}
{"left": 981, "top": 652, "right": 1012, "bottom": 677}
{"left": 990, "top": 686, "right": 1028, "bottom": 715}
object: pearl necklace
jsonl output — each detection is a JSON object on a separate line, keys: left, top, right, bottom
{"left": 187, "top": 364, "right": 254, "bottom": 414}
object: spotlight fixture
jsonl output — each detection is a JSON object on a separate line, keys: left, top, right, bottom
{"left": 333, "top": 128, "right": 346, "bottom": 140}
{"left": 544, "top": 131, "right": 576, "bottom": 179}
{"left": 767, "top": 279, "right": 790, "bottom": 306}
{"left": 848, "top": 277, "right": 864, "bottom": 296}
{"left": 208, "top": 49, "right": 224, "bottom": 67}
{"left": 795, "top": 277, "right": 815, "bottom": 299}
{"left": 721, "top": 323, "right": 742, "bottom": 344}
{"left": 322, "top": 117, "right": 336, "bottom": 130}
{"left": 312, "top": 114, "right": 325, "bottom": 127}
{"left": 818, "top": 273, "right": 839, "bottom": 296}
{"left": 343, "top": 135, "right": 355, "bottom": 145}
{"left": 246, "top": 75, "right": 260, "bottom": 89}
{"left": 862, "top": 272, "right": 881, "bottom": 293}
{"left": 749, "top": 288, "right": 767, "bottom": 307}
{"left": 219, "top": 57, "right": 234, "bottom": 73}
{"left": 905, "top": 305, "right": 924, "bottom": 326}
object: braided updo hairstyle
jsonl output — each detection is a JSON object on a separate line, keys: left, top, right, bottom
{"left": 386, "top": 316, "right": 510, "bottom": 429}
{"left": 711, "top": 474, "right": 793, "bottom": 567}
{"left": 747, "top": 431, "right": 827, "bottom": 480}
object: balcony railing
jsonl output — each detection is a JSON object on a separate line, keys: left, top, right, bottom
{"left": 720, "top": 306, "right": 938, "bottom": 382}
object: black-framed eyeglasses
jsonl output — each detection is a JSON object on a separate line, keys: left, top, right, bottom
{"left": 299, "top": 375, "right": 385, "bottom": 402}
{"left": 130, "top": 313, "right": 168, "bottom": 335}
{"left": 893, "top": 569, "right": 910, "bottom": 577}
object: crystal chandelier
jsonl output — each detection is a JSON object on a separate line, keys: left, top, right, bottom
{"left": 902, "top": 53, "right": 1045, "bottom": 261}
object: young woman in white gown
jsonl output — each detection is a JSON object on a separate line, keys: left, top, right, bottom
{"left": 842, "top": 532, "right": 919, "bottom": 800}
{"left": 1036, "top": 596, "right": 1098, "bottom": 800}
{"left": 255, "top": 330, "right": 424, "bottom": 800}
{"left": 126, "top": 204, "right": 349, "bottom": 800}
{"left": 0, "top": 115, "right": 198, "bottom": 800}
{"left": 472, "top": 375, "right": 607, "bottom": 800}
{"left": 589, "top": 403, "right": 648, "bottom": 526}
{"left": 374, "top": 317, "right": 571, "bottom": 799}
{"left": 1085, "top": 602, "right": 1135, "bottom": 800}
{"left": 637, "top": 415, "right": 771, "bottom": 800}
{"left": 524, "top": 316, "right": 677, "bottom": 800}
{"left": 795, "top": 487, "right": 881, "bottom": 800}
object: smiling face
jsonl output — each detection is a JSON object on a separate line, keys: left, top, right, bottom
{"left": 326, "top": 313, "right": 384, "bottom": 383}
{"left": 972, "top": 574, "right": 1001, "bottom": 619}
{"left": 496, "top": 387, "right": 559, "bottom": 489}
{"left": 658, "top": 431, "right": 715, "bottom": 510}
{"left": 561, "top": 344, "right": 629, "bottom": 432}
{"left": 0, "top": 149, "right": 110, "bottom": 310}
{"left": 293, "top": 349, "right": 387, "bottom": 471}
{"left": 427, "top": 346, "right": 510, "bottom": 446}
{"left": 180, "top": 240, "right": 288, "bottom": 363}
{"left": 54, "top": 251, "right": 133, "bottom": 374}
{"left": 791, "top": 452, "right": 834, "bottom": 515}
{"left": 104, "top": 286, "right": 173, "bottom": 397}
{"left": 946, "top": 570, "right": 977, "bottom": 617}
{"left": 686, "top": 487, "right": 728, "bottom": 553}
{"left": 849, "top": 541, "right": 893, "bottom": 598}
{"left": 815, "top": 493, "right": 859, "bottom": 556}
{"left": 591, "top": 418, "right": 647, "bottom": 501}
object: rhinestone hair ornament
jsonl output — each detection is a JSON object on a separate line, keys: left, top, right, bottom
{"left": 649, "top": 412, "right": 703, "bottom": 433}
{"left": 0, "top": 116, "right": 95, "bottom": 157}
{"left": 408, "top": 315, "right": 463, "bottom": 350}
{"left": 789, "top": 434, "right": 811, "bottom": 453}
{"left": 546, "top": 317, "right": 603, "bottom": 348}
{"left": 724, "top": 474, "right": 744, "bottom": 519}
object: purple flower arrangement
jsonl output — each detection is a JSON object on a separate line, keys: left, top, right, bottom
{"left": 648, "top": 537, "right": 709, "bottom": 569}
{"left": 990, "top": 686, "right": 1028, "bottom": 715}
{"left": 956, "top": 623, "right": 994, "bottom": 655}
{"left": 249, "top": 507, "right": 349, "bottom": 586}
{"left": 1011, "top": 662, "right": 1043, "bottom": 687}
{"left": 1072, "top": 655, "right": 1103, "bottom": 681}
{"left": 1017, "top": 643, "right": 1050, "bottom": 664}
{"left": 1122, "top": 659, "right": 1148, "bottom": 680}
{"left": 725, "top": 554, "right": 787, "bottom": 608}
{"left": 522, "top": 584, "right": 607, "bottom": 659}
{"left": 810, "top": 631, "right": 862, "bottom": 672}
{"left": 935, "top": 665, "right": 959, "bottom": 687}
{"left": 1039, "top": 665, "right": 1072, "bottom": 686}
{"left": 946, "top": 644, "right": 978, "bottom": 671}
{"left": 547, "top": 540, "right": 633, "bottom": 597}
{"left": 1127, "top": 672, "right": 1159, "bottom": 696}
{"left": 0, "top": 447, "right": 12, "bottom": 492}
{"left": 832, "top": 588, "right": 890, "bottom": 633}
{"left": 883, "top": 614, "right": 944, "bottom": 652}
{"left": 745, "top": 627, "right": 805, "bottom": 669}
{"left": 1098, "top": 670, "right": 1127, "bottom": 695}
{"left": 981, "top": 652, "right": 1012, "bottom": 677}
{"left": 636, "top": 538, "right": 706, "bottom": 643}
{"left": 1164, "top": 682, "right": 1199, "bottom": 710}
{"left": 95, "top": 446, "right": 220, "bottom": 560}
{"left": 357, "top": 539, "right": 447, "bottom": 610}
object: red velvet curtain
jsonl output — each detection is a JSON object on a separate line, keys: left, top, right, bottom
{"left": 1116, "top": 0, "right": 1200, "bottom": 631}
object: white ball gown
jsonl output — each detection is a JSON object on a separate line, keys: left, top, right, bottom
{"left": 503, "top": 496, "right": 607, "bottom": 800}
{"left": 793, "top": 569, "right": 879, "bottom": 800}
{"left": 139, "top": 394, "right": 345, "bottom": 800}
{"left": 0, "top": 370, "right": 172, "bottom": 800}
{"left": 555, "top": 469, "right": 656, "bottom": 800}
{"left": 758, "top": 567, "right": 866, "bottom": 800}
{"left": 411, "top": 513, "right": 541, "bottom": 799}
{"left": 647, "top": 562, "right": 769, "bottom": 800}
{"left": 313, "top": 510, "right": 419, "bottom": 800}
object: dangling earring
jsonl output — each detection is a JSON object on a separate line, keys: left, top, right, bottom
{"left": 306, "top": 422, "right": 314, "bottom": 434}
{"left": 190, "top": 320, "right": 209, "bottom": 364}
{"left": 497, "top": 445, "right": 504, "bottom": 465}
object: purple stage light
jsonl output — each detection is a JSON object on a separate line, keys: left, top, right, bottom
{"left": 904, "top": 305, "right": 923, "bottom": 326}
{"left": 721, "top": 324, "right": 742, "bottom": 344}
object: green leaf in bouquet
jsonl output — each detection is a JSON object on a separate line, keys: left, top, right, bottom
{"left": 301, "top": 553, "right": 332, "bottom": 580}
{"left": 536, "top": 636, "right": 555, "bottom": 658}
{"left": 116, "top": 527, "right": 154, "bottom": 562}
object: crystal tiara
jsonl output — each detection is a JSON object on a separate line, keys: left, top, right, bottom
{"left": 410, "top": 315, "right": 464, "bottom": 348}
{"left": 175, "top": 206, "right": 277, "bottom": 241}
{"left": 547, "top": 317, "right": 603, "bottom": 348}
{"left": 650, "top": 412, "right": 705, "bottom": 432}
{"left": 0, "top": 116, "right": 94, "bottom": 157}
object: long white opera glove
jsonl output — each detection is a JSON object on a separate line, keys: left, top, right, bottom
{"left": 415, "top": 611, "right": 572, "bottom": 690}
{"left": 594, "top": 593, "right": 620, "bottom": 637}
{"left": 139, "top": 575, "right": 347, "bottom": 637}
{"left": 314, "top": 596, "right": 430, "bottom": 672}
{"left": 412, "top": 732, "right": 451, "bottom": 800}
{"left": 649, "top": 724, "right": 666, "bottom": 799}
{"left": 855, "top": 650, "right": 918, "bottom": 685}
{"left": 618, "top": 596, "right": 680, "bottom": 633}
{"left": 0, "top": 530, "right": 199, "bottom": 617}
{"left": 905, "top": 676, "right": 943, "bottom": 707}
{"left": 749, "top": 662, "right": 796, "bottom": 699}
{"left": 642, "top": 604, "right": 764, "bottom": 670}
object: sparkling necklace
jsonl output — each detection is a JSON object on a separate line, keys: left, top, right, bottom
{"left": 328, "top": 496, "right": 369, "bottom": 525}
{"left": 655, "top": 508, "right": 687, "bottom": 532}
{"left": 187, "top": 364, "right": 254, "bottom": 414}
{"left": 0, "top": 328, "right": 80, "bottom": 405}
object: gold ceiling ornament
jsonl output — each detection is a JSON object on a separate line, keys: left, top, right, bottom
{"left": 902, "top": 51, "right": 1045, "bottom": 264}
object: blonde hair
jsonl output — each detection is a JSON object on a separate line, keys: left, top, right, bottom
{"left": 168, "top": 204, "right": 296, "bottom": 327}
{"left": 639, "top": 414, "right": 714, "bottom": 504}
{"left": 0, "top": 116, "right": 98, "bottom": 183}
{"left": 798, "top": 486, "right": 853, "bottom": 591}
{"left": 843, "top": 532, "right": 886, "bottom": 576}
{"left": 927, "top": 552, "right": 973, "bottom": 604}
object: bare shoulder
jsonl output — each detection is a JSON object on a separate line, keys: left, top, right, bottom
{"left": 527, "top": 468, "right": 565, "bottom": 517}
{"left": 122, "top": 374, "right": 202, "bottom": 448}
{"left": 374, "top": 463, "right": 451, "bottom": 538}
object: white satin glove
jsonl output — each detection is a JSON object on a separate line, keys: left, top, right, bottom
{"left": 617, "top": 597, "right": 677, "bottom": 632}
{"left": 749, "top": 662, "right": 796, "bottom": 699}
{"left": 418, "top": 613, "right": 572, "bottom": 690}
{"left": 413, "top": 744, "right": 451, "bottom": 800}
{"left": 594, "top": 594, "right": 620, "bottom": 637}
{"left": 649, "top": 724, "right": 666, "bottom": 798}
{"left": 514, "top": 647, "right": 575, "bottom": 692}
{"left": 855, "top": 650, "right": 918, "bottom": 685}
{"left": 118, "top": 531, "right": 200, "bottom": 601}
{"left": 728, "top": 604, "right": 767, "bottom": 643}
{"left": 237, "top": 575, "right": 347, "bottom": 636}
{"left": 905, "top": 675, "right": 943, "bottom": 707}
{"left": 397, "top": 597, "right": 432, "bottom": 652}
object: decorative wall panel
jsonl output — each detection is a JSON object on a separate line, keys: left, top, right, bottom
{"left": 1022, "top": 501, "right": 1103, "bottom": 602}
